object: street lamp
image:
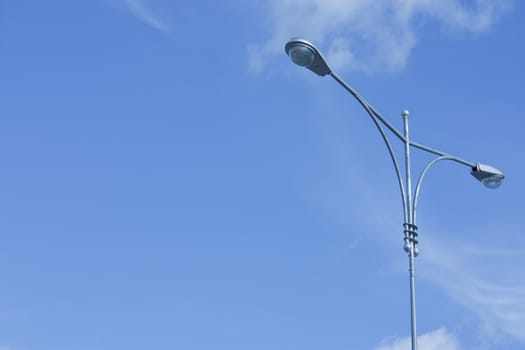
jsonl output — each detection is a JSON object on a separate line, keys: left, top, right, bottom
{"left": 284, "top": 37, "right": 504, "bottom": 350}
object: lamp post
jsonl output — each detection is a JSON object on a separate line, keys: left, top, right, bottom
{"left": 284, "top": 38, "right": 504, "bottom": 350}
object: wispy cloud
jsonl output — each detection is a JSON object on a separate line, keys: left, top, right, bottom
{"left": 249, "top": 0, "right": 512, "bottom": 73}
{"left": 319, "top": 164, "right": 525, "bottom": 344}
{"left": 118, "top": 0, "right": 170, "bottom": 34}
{"left": 296, "top": 91, "right": 524, "bottom": 346}
{"left": 374, "top": 327, "right": 461, "bottom": 350}
{"left": 420, "top": 234, "right": 525, "bottom": 343}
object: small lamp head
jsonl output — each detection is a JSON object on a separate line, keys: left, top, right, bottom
{"left": 471, "top": 163, "right": 504, "bottom": 189}
{"left": 284, "top": 38, "right": 332, "bottom": 76}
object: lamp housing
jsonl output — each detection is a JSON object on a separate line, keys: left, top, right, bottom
{"left": 471, "top": 163, "right": 504, "bottom": 189}
{"left": 285, "top": 38, "right": 332, "bottom": 76}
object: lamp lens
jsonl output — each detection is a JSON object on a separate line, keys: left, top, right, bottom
{"left": 289, "top": 45, "right": 315, "bottom": 67}
{"left": 482, "top": 175, "right": 503, "bottom": 189}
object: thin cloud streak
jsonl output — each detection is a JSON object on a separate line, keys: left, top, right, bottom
{"left": 421, "top": 235, "right": 525, "bottom": 342}
{"left": 298, "top": 91, "right": 523, "bottom": 345}
{"left": 250, "top": 0, "right": 512, "bottom": 73}
{"left": 325, "top": 162, "right": 525, "bottom": 343}
{"left": 119, "top": 0, "right": 170, "bottom": 34}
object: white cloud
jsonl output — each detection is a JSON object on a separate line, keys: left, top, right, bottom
{"left": 374, "top": 327, "right": 461, "bottom": 350}
{"left": 250, "top": 0, "right": 512, "bottom": 73}
{"left": 118, "top": 0, "right": 170, "bottom": 34}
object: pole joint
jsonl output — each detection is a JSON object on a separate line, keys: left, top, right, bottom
{"left": 403, "top": 223, "right": 419, "bottom": 257}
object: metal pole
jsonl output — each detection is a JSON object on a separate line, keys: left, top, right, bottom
{"left": 285, "top": 39, "right": 504, "bottom": 350}
{"left": 408, "top": 242, "right": 418, "bottom": 350}
{"left": 402, "top": 110, "right": 418, "bottom": 350}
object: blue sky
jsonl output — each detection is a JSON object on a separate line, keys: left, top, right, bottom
{"left": 0, "top": 0, "right": 524, "bottom": 349}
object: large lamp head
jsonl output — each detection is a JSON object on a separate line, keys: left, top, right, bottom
{"left": 471, "top": 163, "right": 505, "bottom": 189}
{"left": 285, "top": 38, "right": 332, "bottom": 76}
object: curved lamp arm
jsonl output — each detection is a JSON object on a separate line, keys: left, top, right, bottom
{"left": 413, "top": 156, "right": 464, "bottom": 225}
{"left": 329, "top": 71, "right": 408, "bottom": 223}
{"left": 284, "top": 37, "right": 504, "bottom": 189}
